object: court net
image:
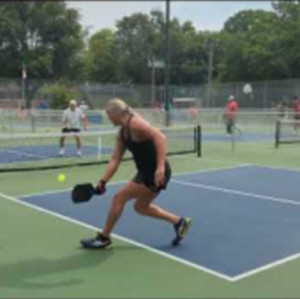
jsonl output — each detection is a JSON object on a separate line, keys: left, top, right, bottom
{"left": 275, "top": 118, "right": 300, "bottom": 148}
{"left": 0, "top": 125, "right": 200, "bottom": 172}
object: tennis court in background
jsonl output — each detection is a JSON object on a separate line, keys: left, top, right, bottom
{"left": 0, "top": 125, "right": 199, "bottom": 171}
{"left": 0, "top": 132, "right": 274, "bottom": 165}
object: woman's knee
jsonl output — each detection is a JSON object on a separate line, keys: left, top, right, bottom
{"left": 113, "top": 192, "right": 130, "bottom": 208}
{"left": 133, "top": 201, "right": 149, "bottom": 215}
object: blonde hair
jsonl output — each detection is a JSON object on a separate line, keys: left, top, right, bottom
{"left": 106, "top": 98, "right": 135, "bottom": 116}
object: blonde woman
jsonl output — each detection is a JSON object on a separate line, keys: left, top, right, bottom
{"left": 81, "top": 98, "right": 191, "bottom": 249}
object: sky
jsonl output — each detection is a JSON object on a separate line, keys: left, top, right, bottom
{"left": 67, "top": 1, "right": 273, "bottom": 35}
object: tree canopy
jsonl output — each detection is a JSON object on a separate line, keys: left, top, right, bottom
{"left": 1, "top": 1, "right": 300, "bottom": 84}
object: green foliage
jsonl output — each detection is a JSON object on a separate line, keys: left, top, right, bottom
{"left": 112, "top": 10, "right": 216, "bottom": 85}
{"left": 219, "top": 2, "right": 300, "bottom": 81}
{"left": 220, "top": 9, "right": 280, "bottom": 81}
{"left": 2, "top": 1, "right": 300, "bottom": 86}
{"left": 43, "top": 84, "right": 80, "bottom": 109}
{"left": 114, "top": 12, "right": 159, "bottom": 84}
{"left": 86, "top": 29, "right": 118, "bottom": 82}
{"left": 0, "top": 2, "right": 86, "bottom": 80}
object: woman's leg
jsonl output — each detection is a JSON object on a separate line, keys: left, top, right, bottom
{"left": 59, "top": 136, "right": 66, "bottom": 155}
{"left": 132, "top": 185, "right": 180, "bottom": 224}
{"left": 81, "top": 181, "right": 190, "bottom": 249}
{"left": 74, "top": 135, "right": 81, "bottom": 151}
{"left": 132, "top": 182, "right": 191, "bottom": 246}
{"left": 81, "top": 181, "right": 136, "bottom": 249}
{"left": 103, "top": 181, "right": 180, "bottom": 237}
{"left": 101, "top": 182, "right": 135, "bottom": 237}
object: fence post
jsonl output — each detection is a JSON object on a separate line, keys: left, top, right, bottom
{"left": 275, "top": 119, "right": 280, "bottom": 148}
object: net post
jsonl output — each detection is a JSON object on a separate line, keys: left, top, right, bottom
{"left": 194, "top": 126, "right": 196, "bottom": 152}
{"left": 275, "top": 119, "right": 280, "bottom": 148}
{"left": 231, "top": 124, "right": 235, "bottom": 152}
{"left": 197, "top": 124, "right": 201, "bottom": 157}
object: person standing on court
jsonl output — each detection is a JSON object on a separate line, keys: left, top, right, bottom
{"left": 293, "top": 96, "right": 300, "bottom": 130}
{"left": 59, "top": 99, "right": 88, "bottom": 157}
{"left": 224, "top": 95, "right": 239, "bottom": 135}
{"left": 277, "top": 100, "right": 287, "bottom": 119}
{"left": 79, "top": 100, "right": 89, "bottom": 113}
{"left": 80, "top": 98, "right": 191, "bottom": 249}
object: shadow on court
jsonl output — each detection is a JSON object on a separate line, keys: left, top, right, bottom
{"left": 0, "top": 249, "right": 114, "bottom": 289}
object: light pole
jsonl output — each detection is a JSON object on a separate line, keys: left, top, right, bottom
{"left": 148, "top": 57, "right": 164, "bottom": 107}
{"left": 207, "top": 43, "right": 213, "bottom": 108}
{"left": 151, "top": 56, "right": 156, "bottom": 106}
{"left": 206, "top": 38, "right": 219, "bottom": 108}
{"left": 164, "top": 0, "right": 171, "bottom": 126}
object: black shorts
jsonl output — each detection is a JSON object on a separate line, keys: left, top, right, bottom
{"left": 62, "top": 128, "right": 81, "bottom": 133}
{"left": 132, "top": 161, "right": 172, "bottom": 193}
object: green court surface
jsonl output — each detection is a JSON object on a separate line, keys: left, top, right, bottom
{"left": 1, "top": 139, "right": 300, "bottom": 298}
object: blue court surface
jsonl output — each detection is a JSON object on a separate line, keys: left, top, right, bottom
{"left": 20, "top": 165, "right": 300, "bottom": 279}
{"left": 0, "top": 145, "right": 113, "bottom": 164}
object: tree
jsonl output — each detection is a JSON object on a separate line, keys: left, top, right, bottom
{"left": 219, "top": 9, "right": 279, "bottom": 81}
{"left": 113, "top": 10, "right": 215, "bottom": 85}
{"left": 86, "top": 29, "right": 118, "bottom": 82}
{"left": 0, "top": 2, "right": 86, "bottom": 80}
{"left": 115, "top": 12, "right": 160, "bottom": 84}
{"left": 271, "top": 0, "right": 300, "bottom": 78}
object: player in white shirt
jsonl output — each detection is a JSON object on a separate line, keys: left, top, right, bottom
{"left": 59, "top": 100, "right": 88, "bottom": 156}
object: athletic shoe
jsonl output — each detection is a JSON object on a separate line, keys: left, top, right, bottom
{"left": 172, "top": 217, "right": 192, "bottom": 246}
{"left": 76, "top": 150, "right": 82, "bottom": 157}
{"left": 80, "top": 233, "right": 112, "bottom": 249}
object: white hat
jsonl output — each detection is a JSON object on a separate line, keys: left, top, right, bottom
{"left": 228, "top": 95, "right": 235, "bottom": 101}
{"left": 70, "top": 100, "right": 77, "bottom": 106}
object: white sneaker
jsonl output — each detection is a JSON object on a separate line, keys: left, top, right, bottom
{"left": 59, "top": 148, "right": 65, "bottom": 156}
{"left": 76, "top": 150, "right": 82, "bottom": 157}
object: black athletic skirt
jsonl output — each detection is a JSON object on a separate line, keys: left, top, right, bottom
{"left": 62, "top": 128, "right": 81, "bottom": 133}
{"left": 132, "top": 161, "right": 171, "bottom": 193}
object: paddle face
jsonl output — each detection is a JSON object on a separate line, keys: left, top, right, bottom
{"left": 72, "top": 183, "right": 95, "bottom": 203}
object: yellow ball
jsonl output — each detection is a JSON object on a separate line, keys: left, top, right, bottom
{"left": 57, "top": 173, "right": 66, "bottom": 182}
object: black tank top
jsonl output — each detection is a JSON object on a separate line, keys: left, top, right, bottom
{"left": 121, "top": 115, "right": 158, "bottom": 173}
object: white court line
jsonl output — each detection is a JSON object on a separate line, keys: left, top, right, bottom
{"left": 171, "top": 179, "right": 300, "bottom": 281}
{"left": 172, "top": 179, "right": 300, "bottom": 206}
{"left": 19, "top": 164, "right": 250, "bottom": 199}
{"left": 4, "top": 163, "right": 300, "bottom": 282}
{"left": 0, "top": 191, "right": 233, "bottom": 282}
{"left": 231, "top": 251, "right": 300, "bottom": 282}
{"left": 19, "top": 180, "right": 128, "bottom": 199}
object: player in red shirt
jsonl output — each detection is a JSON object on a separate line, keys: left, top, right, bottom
{"left": 224, "top": 95, "right": 239, "bottom": 135}
{"left": 293, "top": 96, "right": 300, "bottom": 130}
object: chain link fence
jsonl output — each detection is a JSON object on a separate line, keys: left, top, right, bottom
{"left": 0, "top": 78, "right": 300, "bottom": 110}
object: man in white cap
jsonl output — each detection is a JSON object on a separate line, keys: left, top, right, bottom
{"left": 59, "top": 100, "right": 88, "bottom": 156}
{"left": 223, "top": 95, "right": 238, "bottom": 134}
